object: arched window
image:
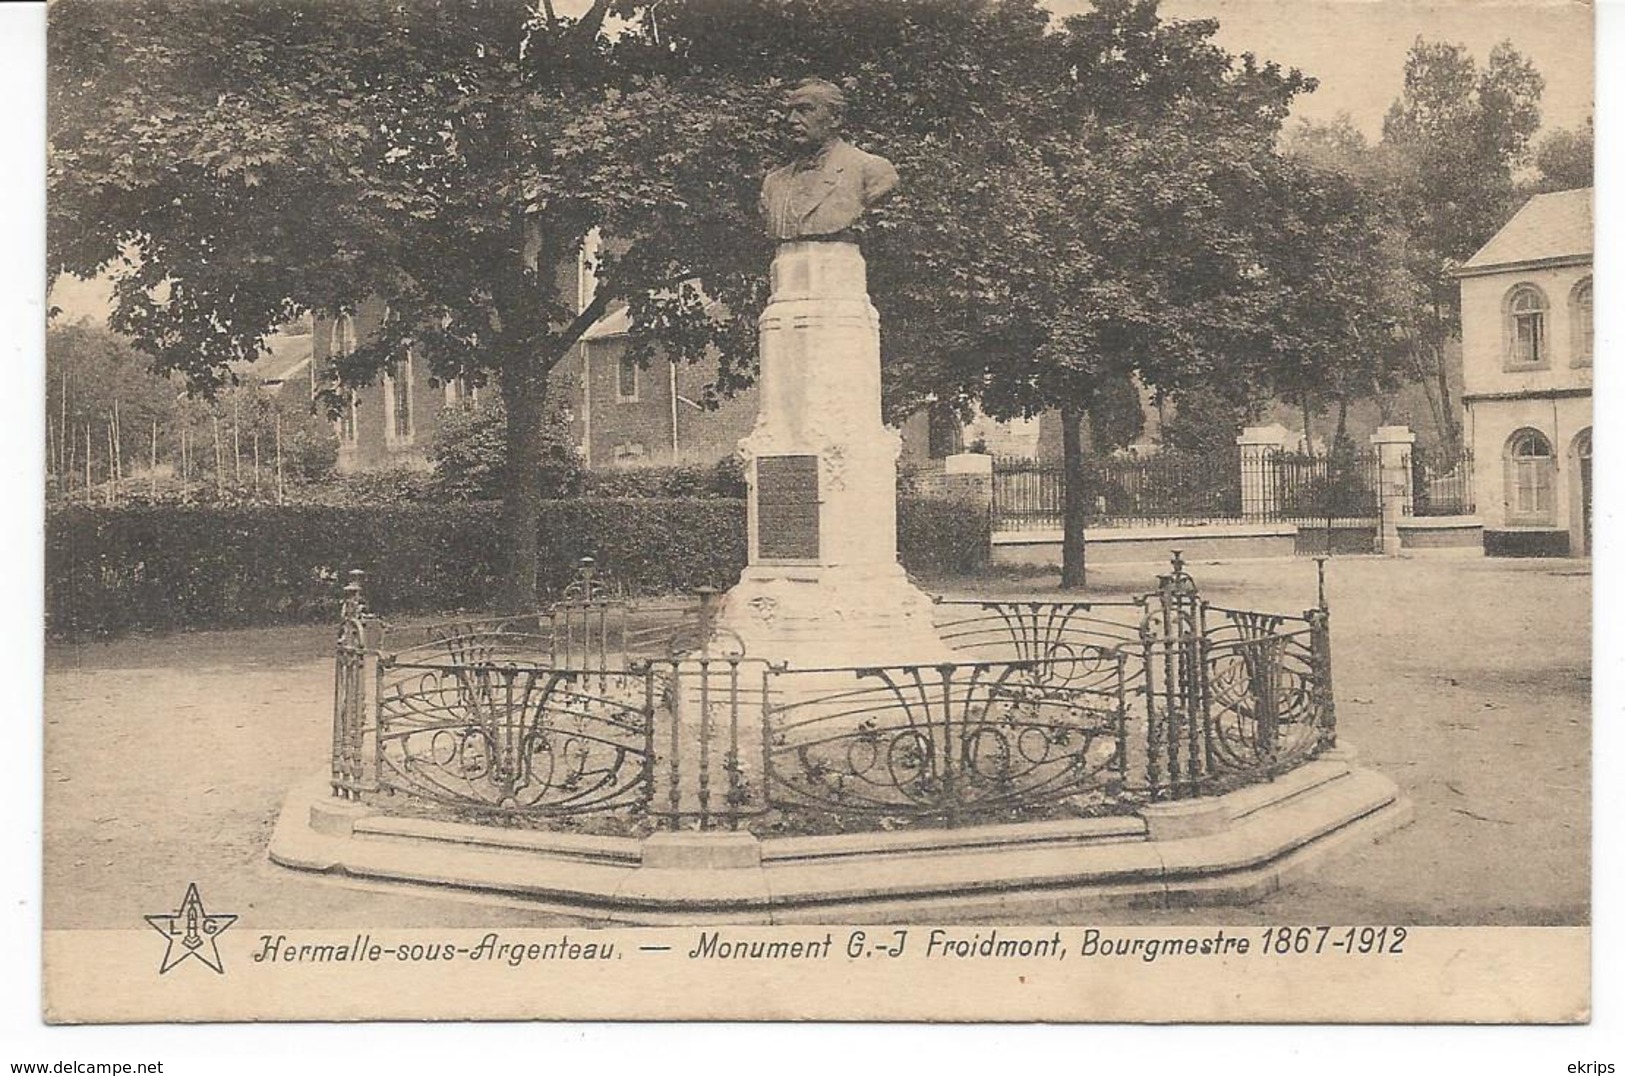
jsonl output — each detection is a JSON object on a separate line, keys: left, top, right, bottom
{"left": 384, "top": 347, "right": 415, "bottom": 447}
{"left": 1570, "top": 278, "right": 1593, "bottom": 366}
{"left": 329, "top": 315, "right": 359, "bottom": 445}
{"left": 1505, "top": 285, "right": 1549, "bottom": 368}
{"left": 1505, "top": 427, "right": 1555, "bottom": 524}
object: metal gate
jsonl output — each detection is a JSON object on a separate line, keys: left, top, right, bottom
{"left": 1267, "top": 447, "right": 1385, "bottom": 554}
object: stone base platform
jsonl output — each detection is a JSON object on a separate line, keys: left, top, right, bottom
{"left": 1397, "top": 515, "right": 1485, "bottom": 554}
{"left": 991, "top": 524, "right": 1298, "bottom": 567}
{"left": 269, "top": 755, "right": 1412, "bottom": 924}
{"left": 714, "top": 562, "right": 956, "bottom": 669}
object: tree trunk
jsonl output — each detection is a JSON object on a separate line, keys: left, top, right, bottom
{"left": 1060, "top": 404, "right": 1088, "bottom": 590}
{"left": 1334, "top": 397, "right": 1351, "bottom": 448}
{"left": 1428, "top": 299, "right": 1462, "bottom": 457}
{"left": 1300, "top": 394, "right": 1314, "bottom": 453}
{"left": 275, "top": 411, "right": 285, "bottom": 505}
{"left": 499, "top": 360, "right": 549, "bottom": 612}
{"left": 1431, "top": 346, "right": 1460, "bottom": 456}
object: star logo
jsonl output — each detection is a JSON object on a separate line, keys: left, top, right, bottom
{"left": 144, "top": 883, "right": 237, "bottom": 974}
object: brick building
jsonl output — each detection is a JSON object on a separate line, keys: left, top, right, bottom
{"left": 311, "top": 296, "right": 772, "bottom": 473}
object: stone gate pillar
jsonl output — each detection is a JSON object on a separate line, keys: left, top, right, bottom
{"left": 1237, "top": 425, "right": 1290, "bottom": 522}
{"left": 943, "top": 451, "right": 994, "bottom": 513}
{"left": 1370, "top": 425, "right": 1416, "bottom": 556}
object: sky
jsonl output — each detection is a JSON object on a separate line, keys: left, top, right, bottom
{"left": 1144, "top": 0, "right": 1595, "bottom": 140}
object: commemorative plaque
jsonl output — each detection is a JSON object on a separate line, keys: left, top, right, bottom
{"left": 755, "top": 454, "right": 820, "bottom": 560}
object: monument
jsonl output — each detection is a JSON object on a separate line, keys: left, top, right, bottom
{"left": 716, "top": 78, "right": 952, "bottom": 667}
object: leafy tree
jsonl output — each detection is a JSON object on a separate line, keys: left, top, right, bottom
{"left": 1269, "top": 123, "right": 1412, "bottom": 448}
{"left": 47, "top": 0, "right": 1125, "bottom": 603}
{"left": 51, "top": 0, "right": 754, "bottom": 602}
{"left": 1377, "top": 37, "right": 1544, "bottom": 455}
{"left": 908, "top": 0, "right": 1314, "bottom": 585}
{"left": 1529, "top": 116, "right": 1593, "bottom": 192}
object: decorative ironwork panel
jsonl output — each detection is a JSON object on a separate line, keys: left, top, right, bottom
{"left": 764, "top": 660, "right": 1130, "bottom": 825}
{"left": 756, "top": 454, "right": 820, "bottom": 560}
{"left": 934, "top": 599, "right": 1144, "bottom": 666}
{"left": 393, "top": 615, "right": 553, "bottom": 665}
{"left": 327, "top": 553, "right": 1342, "bottom": 834}
{"left": 375, "top": 661, "right": 656, "bottom": 817}
{"left": 1200, "top": 608, "right": 1331, "bottom": 783}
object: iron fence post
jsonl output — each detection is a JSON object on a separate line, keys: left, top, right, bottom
{"left": 725, "top": 657, "right": 743, "bottom": 830}
{"left": 331, "top": 569, "right": 370, "bottom": 801}
{"left": 1311, "top": 557, "right": 1337, "bottom": 748}
{"left": 642, "top": 662, "right": 657, "bottom": 818}
{"left": 667, "top": 662, "right": 682, "bottom": 829}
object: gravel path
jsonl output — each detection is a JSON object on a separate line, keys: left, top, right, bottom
{"left": 44, "top": 554, "right": 1589, "bottom": 929}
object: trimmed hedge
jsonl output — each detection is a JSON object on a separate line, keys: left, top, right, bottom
{"left": 896, "top": 496, "right": 992, "bottom": 577}
{"left": 46, "top": 495, "right": 989, "bottom": 637}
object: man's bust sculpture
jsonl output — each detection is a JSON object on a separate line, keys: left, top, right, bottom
{"left": 760, "top": 78, "right": 899, "bottom": 241}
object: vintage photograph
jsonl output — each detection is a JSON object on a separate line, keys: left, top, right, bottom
{"left": 33, "top": 0, "right": 1599, "bottom": 1034}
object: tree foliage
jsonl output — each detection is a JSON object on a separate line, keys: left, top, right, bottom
{"left": 1376, "top": 37, "right": 1544, "bottom": 453}
{"left": 1270, "top": 120, "right": 1411, "bottom": 446}
{"left": 51, "top": 0, "right": 1417, "bottom": 593}
{"left": 1529, "top": 117, "right": 1593, "bottom": 194}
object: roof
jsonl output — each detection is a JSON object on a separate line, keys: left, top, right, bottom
{"left": 1460, "top": 188, "right": 1592, "bottom": 273}
{"left": 581, "top": 297, "right": 729, "bottom": 342}
{"left": 227, "top": 332, "right": 314, "bottom": 385}
{"left": 582, "top": 305, "right": 631, "bottom": 341}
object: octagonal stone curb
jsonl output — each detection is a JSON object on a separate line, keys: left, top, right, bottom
{"left": 269, "top": 751, "right": 1411, "bottom": 922}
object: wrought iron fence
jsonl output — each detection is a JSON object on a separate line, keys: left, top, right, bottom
{"left": 1265, "top": 448, "right": 1381, "bottom": 522}
{"left": 1411, "top": 446, "right": 1476, "bottom": 516}
{"left": 762, "top": 658, "right": 1131, "bottom": 827}
{"left": 991, "top": 452, "right": 1242, "bottom": 532}
{"left": 329, "top": 556, "right": 1337, "bottom": 834}
{"left": 374, "top": 660, "right": 656, "bottom": 818}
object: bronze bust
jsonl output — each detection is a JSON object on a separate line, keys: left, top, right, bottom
{"left": 760, "top": 79, "right": 899, "bottom": 241}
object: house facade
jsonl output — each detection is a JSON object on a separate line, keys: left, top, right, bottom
{"left": 310, "top": 299, "right": 768, "bottom": 473}
{"left": 310, "top": 297, "right": 455, "bottom": 473}
{"left": 574, "top": 309, "right": 759, "bottom": 468}
{"left": 1457, "top": 188, "right": 1593, "bottom": 556}
{"left": 312, "top": 294, "right": 937, "bottom": 474}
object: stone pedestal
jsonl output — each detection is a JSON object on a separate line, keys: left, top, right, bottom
{"left": 716, "top": 241, "right": 951, "bottom": 669}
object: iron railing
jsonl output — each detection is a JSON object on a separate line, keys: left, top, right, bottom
{"left": 1411, "top": 446, "right": 1476, "bottom": 516}
{"left": 991, "top": 452, "right": 1243, "bottom": 532}
{"left": 330, "top": 555, "right": 1337, "bottom": 833}
{"left": 1265, "top": 448, "right": 1382, "bottom": 523}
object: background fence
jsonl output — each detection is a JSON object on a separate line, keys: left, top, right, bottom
{"left": 991, "top": 451, "right": 1242, "bottom": 532}
{"left": 1412, "top": 446, "right": 1477, "bottom": 516}
{"left": 1264, "top": 448, "right": 1383, "bottom": 523}
{"left": 993, "top": 448, "right": 1394, "bottom": 528}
